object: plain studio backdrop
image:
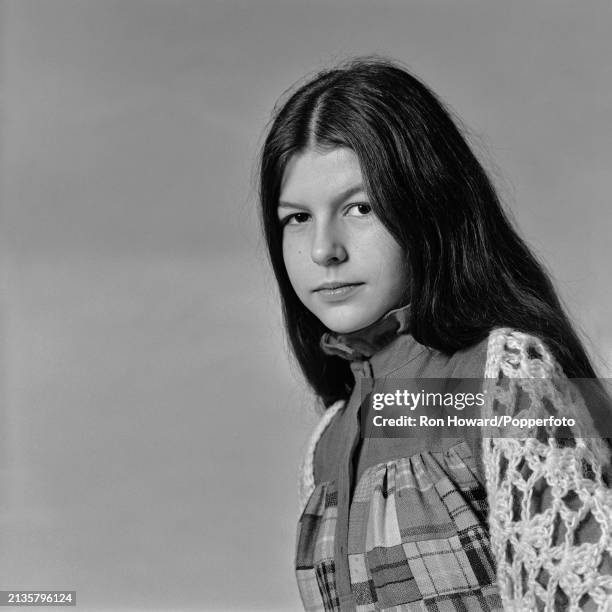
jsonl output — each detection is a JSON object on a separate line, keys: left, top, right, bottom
{"left": 0, "top": 1, "right": 611, "bottom": 610}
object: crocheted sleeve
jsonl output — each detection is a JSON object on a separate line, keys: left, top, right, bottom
{"left": 298, "top": 399, "right": 345, "bottom": 515}
{"left": 482, "top": 328, "right": 612, "bottom": 611}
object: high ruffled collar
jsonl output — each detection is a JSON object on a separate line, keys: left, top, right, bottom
{"left": 320, "top": 303, "right": 412, "bottom": 362}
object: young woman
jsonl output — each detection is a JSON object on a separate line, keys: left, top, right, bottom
{"left": 258, "top": 56, "right": 612, "bottom": 611}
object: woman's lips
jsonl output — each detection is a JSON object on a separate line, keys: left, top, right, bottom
{"left": 314, "top": 283, "right": 364, "bottom": 301}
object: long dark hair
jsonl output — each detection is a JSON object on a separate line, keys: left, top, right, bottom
{"left": 259, "top": 56, "right": 600, "bottom": 407}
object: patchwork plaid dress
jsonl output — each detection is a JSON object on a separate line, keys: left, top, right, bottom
{"left": 295, "top": 304, "right": 504, "bottom": 611}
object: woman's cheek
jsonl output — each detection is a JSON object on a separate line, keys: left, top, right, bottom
{"left": 283, "top": 248, "right": 307, "bottom": 294}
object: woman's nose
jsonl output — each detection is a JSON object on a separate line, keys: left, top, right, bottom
{"left": 310, "top": 222, "right": 348, "bottom": 266}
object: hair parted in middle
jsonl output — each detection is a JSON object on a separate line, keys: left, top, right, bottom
{"left": 259, "top": 55, "right": 598, "bottom": 407}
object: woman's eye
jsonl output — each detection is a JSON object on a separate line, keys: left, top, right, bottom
{"left": 346, "top": 202, "right": 372, "bottom": 216}
{"left": 283, "top": 212, "right": 310, "bottom": 226}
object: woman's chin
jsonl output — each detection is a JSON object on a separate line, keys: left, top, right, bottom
{"left": 316, "top": 309, "right": 380, "bottom": 335}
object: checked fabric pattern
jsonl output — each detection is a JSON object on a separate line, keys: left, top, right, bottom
{"left": 297, "top": 327, "right": 612, "bottom": 611}
{"left": 296, "top": 440, "right": 503, "bottom": 610}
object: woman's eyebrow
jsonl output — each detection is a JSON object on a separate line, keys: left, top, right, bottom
{"left": 278, "top": 183, "right": 365, "bottom": 209}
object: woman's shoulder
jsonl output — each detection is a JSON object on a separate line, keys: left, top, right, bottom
{"left": 461, "top": 326, "right": 561, "bottom": 380}
{"left": 395, "top": 326, "right": 552, "bottom": 381}
{"left": 483, "top": 326, "right": 560, "bottom": 378}
{"left": 428, "top": 327, "right": 512, "bottom": 380}
{"left": 447, "top": 333, "right": 490, "bottom": 379}
{"left": 298, "top": 399, "right": 345, "bottom": 514}
{"left": 482, "top": 326, "right": 612, "bottom": 466}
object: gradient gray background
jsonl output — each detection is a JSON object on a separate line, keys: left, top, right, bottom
{"left": 1, "top": 1, "right": 611, "bottom": 610}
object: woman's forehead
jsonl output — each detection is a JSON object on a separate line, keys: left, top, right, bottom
{"left": 279, "top": 147, "right": 365, "bottom": 204}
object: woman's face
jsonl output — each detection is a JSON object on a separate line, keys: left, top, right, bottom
{"left": 278, "top": 147, "right": 409, "bottom": 334}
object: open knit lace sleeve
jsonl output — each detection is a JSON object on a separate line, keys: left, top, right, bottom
{"left": 298, "top": 399, "right": 345, "bottom": 515}
{"left": 482, "top": 328, "right": 612, "bottom": 611}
